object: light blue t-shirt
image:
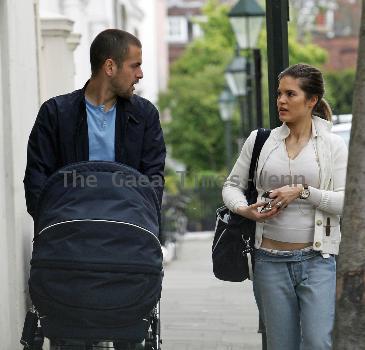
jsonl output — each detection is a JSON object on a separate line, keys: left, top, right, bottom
{"left": 85, "top": 98, "right": 116, "bottom": 161}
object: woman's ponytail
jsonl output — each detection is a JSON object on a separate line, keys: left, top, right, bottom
{"left": 313, "top": 98, "right": 332, "bottom": 122}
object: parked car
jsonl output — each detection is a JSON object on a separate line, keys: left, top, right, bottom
{"left": 331, "top": 114, "right": 352, "bottom": 147}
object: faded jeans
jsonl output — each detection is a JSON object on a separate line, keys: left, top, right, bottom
{"left": 253, "top": 248, "right": 336, "bottom": 350}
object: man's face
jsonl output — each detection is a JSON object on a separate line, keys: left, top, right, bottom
{"left": 111, "top": 45, "right": 143, "bottom": 98}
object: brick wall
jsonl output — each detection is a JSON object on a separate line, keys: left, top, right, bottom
{"left": 167, "top": 0, "right": 236, "bottom": 65}
{"left": 314, "top": 36, "right": 359, "bottom": 71}
{"left": 169, "top": 44, "right": 188, "bottom": 64}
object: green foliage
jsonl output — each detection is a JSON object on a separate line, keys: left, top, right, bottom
{"left": 258, "top": 24, "right": 327, "bottom": 66}
{"left": 169, "top": 169, "right": 227, "bottom": 231}
{"left": 160, "top": 65, "right": 227, "bottom": 171}
{"left": 159, "top": 0, "right": 237, "bottom": 172}
{"left": 258, "top": 24, "right": 328, "bottom": 126}
{"left": 160, "top": 1, "right": 329, "bottom": 171}
{"left": 324, "top": 69, "right": 356, "bottom": 115}
{"left": 288, "top": 30, "right": 327, "bottom": 65}
{"left": 158, "top": 0, "right": 335, "bottom": 231}
{"left": 164, "top": 168, "right": 181, "bottom": 195}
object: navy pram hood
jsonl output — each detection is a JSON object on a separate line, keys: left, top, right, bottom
{"left": 29, "top": 161, "right": 163, "bottom": 340}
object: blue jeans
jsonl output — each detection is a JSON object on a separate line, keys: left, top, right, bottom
{"left": 253, "top": 248, "right": 336, "bottom": 350}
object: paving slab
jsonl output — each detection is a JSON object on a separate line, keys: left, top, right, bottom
{"left": 161, "top": 233, "right": 262, "bottom": 350}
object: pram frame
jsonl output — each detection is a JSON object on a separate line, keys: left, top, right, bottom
{"left": 22, "top": 301, "right": 162, "bottom": 350}
{"left": 22, "top": 161, "right": 164, "bottom": 350}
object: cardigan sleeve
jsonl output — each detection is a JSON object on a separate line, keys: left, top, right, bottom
{"left": 307, "top": 134, "right": 348, "bottom": 215}
{"left": 222, "top": 130, "right": 258, "bottom": 212}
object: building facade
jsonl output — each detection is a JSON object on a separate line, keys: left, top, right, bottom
{"left": 39, "top": 0, "right": 168, "bottom": 104}
{"left": 167, "top": 0, "right": 236, "bottom": 64}
{"left": 0, "top": 0, "right": 40, "bottom": 348}
{"left": 312, "top": 0, "right": 361, "bottom": 70}
{"left": 291, "top": 0, "right": 361, "bottom": 71}
{"left": 0, "top": 1, "right": 168, "bottom": 348}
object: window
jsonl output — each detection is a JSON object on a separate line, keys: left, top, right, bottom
{"left": 114, "top": 1, "right": 128, "bottom": 30}
{"left": 192, "top": 22, "right": 203, "bottom": 39}
{"left": 120, "top": 5, "right": 127, "bottom": 30}
{"left": 167, "top": 16, "right": 188, "bottom": 43}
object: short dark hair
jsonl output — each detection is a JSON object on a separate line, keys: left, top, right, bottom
{"left": 278, "top": 63, "right": 332, "bottom": 121}
{"left": 90, "top": 29, "right": 142, "bottom": 75}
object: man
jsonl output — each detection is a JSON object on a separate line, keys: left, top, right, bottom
{"left": 24, "top": 29, "right": 166, "bottom": 350}
{"left": 24, "top": 29, "right": 165, "bottom": 217}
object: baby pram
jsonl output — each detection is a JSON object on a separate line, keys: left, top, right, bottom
{"left": 21, "top": 161, "right": 163, "bottom": 350}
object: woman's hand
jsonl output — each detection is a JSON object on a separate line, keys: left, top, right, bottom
{"left": 236, "top": 202, "right": 280, "bottom": 223}
{"left": 268, "top": 185, "right": 302, "bottom": 209}
{"left": 236, "top": 185, "right": 303, "bottom": 221}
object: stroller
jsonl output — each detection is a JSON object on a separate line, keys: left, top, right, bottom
{"left": 21, "top": 161, "right": 163, "bottom": 350}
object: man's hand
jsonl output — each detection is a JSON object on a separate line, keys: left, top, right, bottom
{"left": 236, "top": 202, "right": 280, "bottom": 223}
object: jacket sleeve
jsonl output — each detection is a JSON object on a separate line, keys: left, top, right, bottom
{"left": 23, "top": 101, "right": 60, "bottom": 218}
{"left": 140, "top": 105, "right": 166, "bottom": 207}
{"left": 222, "top": 130, "right": 257, "bottom": 212}
{"left": 306, "top": 134, "right": 348, "bottom": 215}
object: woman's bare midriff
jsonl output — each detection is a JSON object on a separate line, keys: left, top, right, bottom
{"left": 261, "top": 237, "right": 313, "bottom": 251}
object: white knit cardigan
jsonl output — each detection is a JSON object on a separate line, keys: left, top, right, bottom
{"left": 222, "top": 116, "right": 348, "bottom": 255}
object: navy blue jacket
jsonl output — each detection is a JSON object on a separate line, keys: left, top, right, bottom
{"left": 24, "top": 83, "right": 166, "bottom": 218}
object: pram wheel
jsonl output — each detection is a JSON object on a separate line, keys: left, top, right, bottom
{"left": 143, "top": 301, "right": 162, "bottom": 350}
{"left": 113, "top": 342, "right": 140, "bottom": 350}
{"left": 21, "top": 328, "right": 44, "bottom": 350}
{"left": 32, "top": 337, "right": 44, "bottom": 350}
{"left": 143, "top": 342, "right": 161, "bottom": 350}
{"left": 143, "top": 341, "right": 153, "bottom": 350}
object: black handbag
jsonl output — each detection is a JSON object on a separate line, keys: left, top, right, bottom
{"left": 212, "top": 128, "right": 271, "bottom": 282}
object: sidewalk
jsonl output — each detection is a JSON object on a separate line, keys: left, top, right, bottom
{"left": 161, "top": 232, "right": 262, "bottom": 350}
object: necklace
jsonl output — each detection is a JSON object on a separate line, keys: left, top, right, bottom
{"left": 287, "top": 137, "right": 320, "bottom": 214}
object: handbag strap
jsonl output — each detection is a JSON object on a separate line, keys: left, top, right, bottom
{"left": 247, "top": 128, "right": 271, "bottom": 191}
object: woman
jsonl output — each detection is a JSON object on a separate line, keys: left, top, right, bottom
{"left": 222, "top": 63, "right": 348, "bottom": 350}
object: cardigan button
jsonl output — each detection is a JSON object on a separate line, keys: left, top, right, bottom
{"left": 316, "top": 220, "right": 322, "bottom": 226}
{"left": 315, "top": 241, "right": 321, "bottom": 248}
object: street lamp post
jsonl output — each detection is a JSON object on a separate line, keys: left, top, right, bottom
{"left": 265, "top": 0, "right": 289, "bottom": 128}
{"left": 228, "top": 0, "right": 265, "bottom": 130}
{"left": 218, "top": 87, "right": 236, "bottom": 172}
{"left": 253, "top": 47, "right": 263, "bottom": 128}
{"left": 224, "top": 54, "right": 247, "bottom": 138}
{"left": 245, "top": 59, "right": 254, "bottom": 131}
{"left": 228, "top": 1, "right": 266, "bottom": 349}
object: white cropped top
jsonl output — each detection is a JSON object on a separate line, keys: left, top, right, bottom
{"left": 258, "top": 139, "right": 320, "bottom": 243}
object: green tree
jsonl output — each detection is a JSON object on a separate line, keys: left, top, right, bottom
{"left": 160, "top": 0, "right": 330, "bottom": 231}
{"left": 333, "top": 0, "right": 365, "bottom": 347}
{"left": 324, "top": 69, "right": 356, "bottom": 115}
{"left": 258, "top": 24, "right": 327, "bottom": 125}
{"left": 160, "top": 3, "right": 328, "bottom": 172}
{"left": 159, "top": 0, "right": 236, "bottom": 172}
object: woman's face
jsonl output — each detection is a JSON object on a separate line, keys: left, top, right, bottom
{"left": 277, "top": 76, "right": 317, "bottom": 124}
